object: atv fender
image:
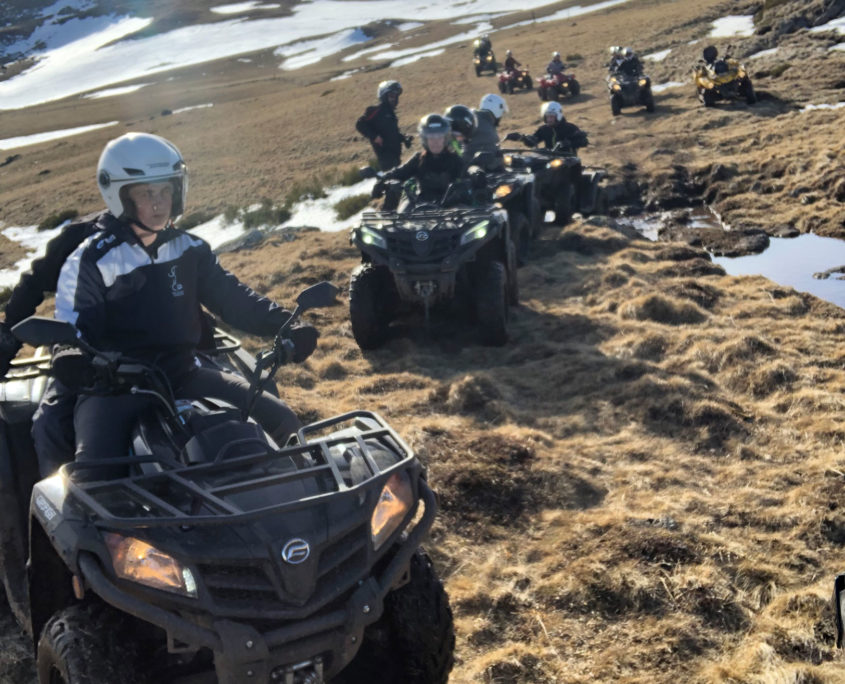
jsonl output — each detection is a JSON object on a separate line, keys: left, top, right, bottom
{"left": 578, "top": 171, "right": 607, "bottom": 215}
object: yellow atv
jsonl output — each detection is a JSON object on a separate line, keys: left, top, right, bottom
{"left": 693, "top": 45, "right": 756, "bottom": 107}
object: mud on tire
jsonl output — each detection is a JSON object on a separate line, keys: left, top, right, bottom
{"left": 334, "top": 550, "right": 455, "bottom": 684}
{"left": 37, "top": 603, "right": 145, "bottom": 684}
{"left": 349, "top": 263, "right": 394, "bottom": 350}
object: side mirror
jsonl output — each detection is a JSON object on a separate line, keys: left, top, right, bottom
{"left": 296, "top": 281, "right": 339, "bottom": 311}
{"left": 359, "top": 166, "right": 378, "bottom": 180}
{"left": 11, "top": 317, "right": 79, "bottom": 346}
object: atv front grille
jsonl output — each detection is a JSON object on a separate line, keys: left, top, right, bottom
{"left": 385, "top": 230, "right": 461, "bottom": 262}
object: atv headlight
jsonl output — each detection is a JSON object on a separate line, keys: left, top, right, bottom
{"left": 359, "top": 226, "right": 387, "bottom": 249}
{"left": 503, "top": 154, "right": 513, "bottom": 167}
{"left": 612, "top": 83, "right": 621, "bottom": 92}
{"left": 493, "top": 183, "right": 513, "bottom": 199}
{"left": 549, "top": 158, "right": 564, "bottom": 168}
{"left": 371, "top": 471, "right": 414, "bottom": 551}
{"left": 460, "top": 220, "right": 490, "bottom": 245}
{"left": 638, "top": 78, "right": 648, "bottom": 87}
{"left": 104, "top": 532, "right": 197, "bottom": 598}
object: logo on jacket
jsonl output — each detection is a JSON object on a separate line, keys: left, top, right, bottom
{"left": 281, "top": 538, "right": 310, "bottom": 564}
{"left": 168, "top": 265, "right": 184, "bottom": 297}
{"left": 416, "top": 231, "right": 429, "bottom": 241}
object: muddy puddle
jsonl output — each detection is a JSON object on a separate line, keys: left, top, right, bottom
{"left": 618, "top": 209, "right": 845, "bottom": 309}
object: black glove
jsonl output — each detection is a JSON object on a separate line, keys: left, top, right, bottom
{"left": 371, "top": 180, "right": 386, "bottom": 199}
{"left": 51, "top": 345, "right": 96, "bottom": 391}
{"left": 0, "top": 321, "right": 21, "bottom": 377}
{"left": 403, "top": 134, "right": 414, "bottom": 149}
{"left": 505, "top": 132, "right": 522, "bottom": 142}
{"left": 276, "top": 325, "right": 319, "bottom": 364}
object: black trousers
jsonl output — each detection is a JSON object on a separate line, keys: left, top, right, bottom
{"left": 33, "top": 366, "right": 300, "bottom": 479}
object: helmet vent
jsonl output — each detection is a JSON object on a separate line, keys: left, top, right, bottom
{"left": 122, "top": 167, "right": 145, "bottom": 176}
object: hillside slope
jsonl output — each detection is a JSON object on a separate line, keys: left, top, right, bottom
{"left": 1, "top": 0, "right": 845, "bottom": 682}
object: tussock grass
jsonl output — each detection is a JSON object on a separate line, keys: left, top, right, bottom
{"left": 333, "top": 193, "right": 369, "bottom": 220}
{"left": 37, "top": 208, "right": 78, "bottom": 231}
{"left": 621, "top": 293, "right": 708, "bottom": 325}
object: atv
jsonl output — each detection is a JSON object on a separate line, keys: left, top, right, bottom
{"left": 481, "top": 159, "right": 541, "bottom": 261}
{"left": 350, "top": 170, "right": 518, "bottom": 349}
{"left": 498, "top": 67, "right": 533, "bottom": 94}
{"left": 473, "top": 49, "right": 497, "bottom": 77}
{"left": 693, "top": 45, "right": 756, "bottom": 107}
{"left": 537, "top": 71, "right": 580, "bottom": 101}
{"left": 503, "top": 146, "right": 607, "bottom": 226}
{"left": 607, "top": 70, "right": 655, "bottom": 115}
{"left": 0, "top": 281, "right": 455, "bottom": 684}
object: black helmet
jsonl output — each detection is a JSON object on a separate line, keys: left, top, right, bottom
{"left": 417, "top": 113, "right": 451, "bottom": 151}
{"left": 443, "top": 104, "right": 477, "bottom": 139}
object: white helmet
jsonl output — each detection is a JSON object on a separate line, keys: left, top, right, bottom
{"left": 506, "top": 49, "right": 512, "bottom": 56}
{"left": 377, "top": 80, "right": 402, "bottom": 101}
{"left": 552, "top": 51, "right": 561, "bottom": 59}
{"left": 97, "top": 132, "right": 187, "bottom": 221}
{"left": 540, "top": 101, "right": 563, "bottom": 122}
{"left": 624, "top": 47, "right": 634, "bottom": 58}
{"left": 479, "top": 93, "right": 508, "bottom": 121}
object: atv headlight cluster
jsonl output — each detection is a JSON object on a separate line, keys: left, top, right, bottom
{"left": 371, "top": 471, "right": 414, "bottom": 551}
{"left": 549, "top": 158, "right": 564, "bottom": 168}
{"left": 460, "top": 220, "right": 490, "bottom": 245}
{"left": 359, "top": 226, "right": 387, "bottom": 249}
{"left": 503, "top": 154, "right": 513, "bottom": 167}
{"left": 638, "top": 78, "right": 649, "bottom": 87}
{"left": 493, "top": 183, "right": 513, "bottom": 199}
{"left": 612, "top": 83, "right": 622, "bottom": 92}
{"left": 104, "top": 532, "right": 198, "bottom": 598}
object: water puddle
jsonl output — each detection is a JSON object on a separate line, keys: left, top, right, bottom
{"left": 713, "top": 234, "right": 845, "bottom": 309}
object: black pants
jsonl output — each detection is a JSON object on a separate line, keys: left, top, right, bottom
{"left": 38, "top": 366, "right": 300, "bottom": 479}
{"left": 375, "top": 147, "right": 400, "bottom": 171}
{"left": 31, "top": 378, "right": 76, "bottom": 478}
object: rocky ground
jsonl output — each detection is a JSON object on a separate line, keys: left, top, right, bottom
{"left": 1, "top": 0, "right": 845, "bottom": 682}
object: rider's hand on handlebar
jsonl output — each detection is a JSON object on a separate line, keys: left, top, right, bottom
{"left": 505, "top": 132, "right": 522, "bottom": 142}
{"left": 51, "top": 345, "right": 97, "bottom": 390}
{"left": 403, "top": 134, "right": 414, "bottom": 149}
{"left": 371, "top": 180, "right": 386, "bottom": 199}
{"left": 0, "top": 321, "right": 20, "bottom": 377}
{"left": 274, "top": 326, "right": 319, "bottom": 364}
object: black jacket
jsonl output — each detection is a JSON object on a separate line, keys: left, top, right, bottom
{"left": 383, "top": 150, "right": 466, "bottom": 203}
{"left": 56, "top": 221, "right": 289, "bottom": 378}
{"left": 524, "top": 118, "right": 588, "bottom": 151}
{"left": 356, "top": 102, "right": 402, "bottom": 165}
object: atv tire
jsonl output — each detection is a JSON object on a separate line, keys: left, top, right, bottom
{"left": 476, "top": 260, "right": 508, "bottom": 346}
{"left": 335, "top": 550, "right": 455, "bottom": 684}
{"left": 525, "top": 75, "right": 533, "bottom": 89}
{"left": 645, "top": 94, "right": 655, "bottom": 113}
{"left": 506, "top": 81, "right": 514, "bottom": 94}
{"left": 511, "top": 211, "right": 530, "bottom": 266}
{"left": 349, "top": 264, "right": 393, "bottom": 350}
{"left": 611, "top": 93, "right": 623, "bottom": 116}
{"left": 37, "top": 604, "right": 145, "bottom": 684}
{"left": 553, "top": 181, "right": 574, "bottom": 225}
{"left": 498, "top": 81, "right": 506, "bottom": 94}
{"left": 475, "top": 65, "right": 481, "bottom": 77}
{"left": 702, "top": 89, "right": 717, "bottom": 107}
{"left": 538, "top": 87, "right": 547, "bottom": 101}
{"left": 569, "top": 79, "right": 580, "bottom": 97}
{"left": 743, "top": 79, "right": 756, "bottom": 105}
{"left": 529, "top": 195, "right": 543, "bottom": 238}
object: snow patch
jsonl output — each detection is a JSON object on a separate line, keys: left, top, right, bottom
{"left": 709, "top": 15, "right": 755, "bottom": 38}
{"left": 276, "top": 28, "right": 370, "bottom": 70}
{"left": 748, "top": 47, "right": 780, "bottom": 59}
{"left": 0, "top": 121, "right": 119, "bottom": 151}
{"left": 211, "top": 2, "right": 281, "bottom": 14}
{"left": 83, "top": 83, "right": 151, "bottom": 98}
{"left": 652, "top": 81, "right": 685, "bottom": 93}
{"left": 391, "top": 48, "right": 446, "bottom": 68}
{"left": 171, "top": 103, "right": 213, "bottom": 114}
{"left": 800, "top": 102, "right": 845, "bottom": 112}
{"left": 644, "top": 48, "right": 671, "bottom": 61}
{"left": 0, "top": 223, "right": 63, "bottom": 289}
{"left": 809, "top": 16, "right": 845, "bottom": 35}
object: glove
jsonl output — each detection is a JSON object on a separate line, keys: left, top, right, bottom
{"left": 277, "top": 325, "right": 319, "bottom": 364}
{"left": 51, "top": 345, "right": 96, "bottom": 391}
{"left": 505, "top": 132, "right": 522, "bottom": 142}
{"left": 0, "top": 321, "right": 21, "bottom": 377}
{"left": 371, "top": 180, "right": 386, "bottom": 199}
{"left": 403, "top": 134, "right": 414, "bottom": 149}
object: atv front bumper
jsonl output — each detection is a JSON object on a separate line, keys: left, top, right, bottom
{"left": 78, "top": 484, "right": 438, "bottom": 684}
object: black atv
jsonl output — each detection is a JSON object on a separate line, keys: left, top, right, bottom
{"left": 350, "top": 171, "right": 518, "bottom": 349}
{"left": 473, "top": 49, "right": 497, "bottom": 76}
{"left": 503, "top": 146, "right": 607, "bottom": 226}
{"left": 607, "top": 71, "right": 655, "bottom": 115}
{"left": 482, "top": 159, "right": 541, "bottom": 262}
{"left": 0, "top": 282, "right": 455, "bottom": 684}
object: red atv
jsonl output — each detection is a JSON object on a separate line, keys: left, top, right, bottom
{"left": 537, "top": 71, "right": 580, "bottom": 100}
{"left": 498, "top": 67, "right": 533, "bottom": 94}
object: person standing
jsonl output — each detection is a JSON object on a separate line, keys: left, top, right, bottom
{"left": 355, "top": 80, "right": 411, "bottom": 171}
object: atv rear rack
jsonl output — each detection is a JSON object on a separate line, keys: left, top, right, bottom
{"left": 61, "top": 411, "right": 415, "bottom": 529}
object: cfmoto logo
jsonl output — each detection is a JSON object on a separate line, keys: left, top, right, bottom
{"left": 281, "top": 538, "right": 310, "bottom": 564}
{"left": 415, "top": 231, "right": 429, "bottom": 241}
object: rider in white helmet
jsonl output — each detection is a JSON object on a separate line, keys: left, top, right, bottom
{"left": 465, "top": 93, "right": 507, "bottom": 171}
{"left": 504, "top": 49, "right": 520, "bottom": 73}
{"left": 546, "top": 51, "right": 565, "bottom": 76}
{"left": 505, "top": 100, "right": 588, "bottom": 151}
{"left": 48, "top": 132, "right": 314, "bottom": 479}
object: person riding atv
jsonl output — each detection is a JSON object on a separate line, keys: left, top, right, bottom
{"left": 693, "top": 45, "right": 756, "bottom": 106}
{"left": 505, "top": 101, "right": 588, "bottom": 152}
{"left": 472, "top": 35, "right": 497, "bottom": 76}
{"left": 372, "top": 113, "right": 466, "bottom": 212}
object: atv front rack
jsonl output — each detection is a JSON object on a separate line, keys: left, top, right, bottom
{"left": 360, "top": 206, "right": 496, "bottom": 231}
{"left": 61, "top": 411, "right": 414, "bottom": 529}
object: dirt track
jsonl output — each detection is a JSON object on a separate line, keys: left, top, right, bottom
{"left": 2, "top": 0, "right": 845, "bottom": 682}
